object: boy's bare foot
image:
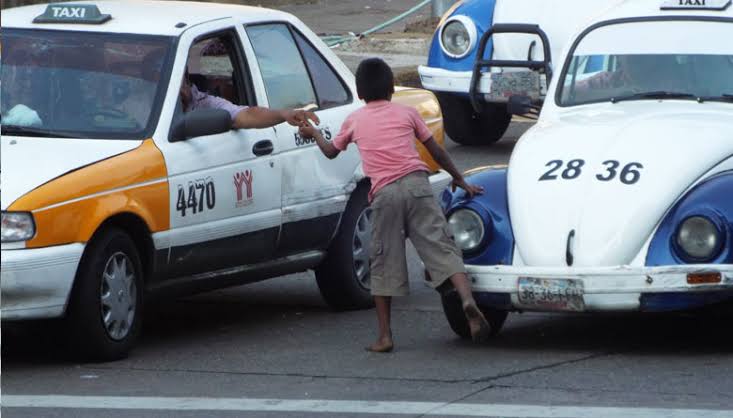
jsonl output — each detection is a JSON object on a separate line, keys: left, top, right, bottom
{"left": 365, "top": 337, "right": 394, "bottom": 353}
{"left": 463, "top": 302, "right": 491, "bottom": 343}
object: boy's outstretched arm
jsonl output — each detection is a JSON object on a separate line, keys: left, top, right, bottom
{"left": 300, "top": 125, "right": 340, "bottom": 159}
{"left": 234, "top": 108, "right": 319, "bottom": 130}
{"left": 423, "top": 137, "right": 483, "bottom": 198}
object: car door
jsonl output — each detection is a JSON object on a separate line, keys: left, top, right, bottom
{"left": 243, "top": 22, "right": 362, "bottom": 256}
{"left": 155, "top": 26, "right": 282, "bottom": 280}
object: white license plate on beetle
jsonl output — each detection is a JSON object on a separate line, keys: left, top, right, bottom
{"left": 517, "top": 278, "right": 585, "bottom": 312}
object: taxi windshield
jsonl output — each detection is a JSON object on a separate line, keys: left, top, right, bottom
{"left": 1, "top": 29, "right": 175, "bottom": 139}
{"left": 557, "top": 19, "right": 733, "bottom": 107}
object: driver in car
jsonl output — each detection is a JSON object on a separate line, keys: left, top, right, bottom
{"left": 575, "top": 54, "right": 682, "bottom": 94}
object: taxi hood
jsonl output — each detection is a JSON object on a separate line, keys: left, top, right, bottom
{"left": 1, "top": 137, "right": 141, "bottom": 210}
{"left": 508, "top": 102, "right": 733, "bottom": 267}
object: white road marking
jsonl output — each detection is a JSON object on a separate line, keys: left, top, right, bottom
{"left": 2, "top": 396, "right": 733, "bottom": 417}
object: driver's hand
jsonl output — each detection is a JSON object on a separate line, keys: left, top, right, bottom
{"left": 283, "top": 109, "right": 320, "bottom": 127}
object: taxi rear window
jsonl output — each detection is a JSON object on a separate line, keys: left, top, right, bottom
{"left": 1, "top": 29, "right": 175, "bottom": 140}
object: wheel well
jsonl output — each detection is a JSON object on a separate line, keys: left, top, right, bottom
{"left": 357, "top": 178, "right": 371, "bottom": 191}
{"left": 92, "top": 213, "right": 155, "bottom": 282}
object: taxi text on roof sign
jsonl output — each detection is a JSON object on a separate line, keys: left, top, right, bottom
{"left": 33, "top": 4, "right": 112, "bottom": 24}
{"left": 661, "top": 0, "right": 732, "bottom": 10}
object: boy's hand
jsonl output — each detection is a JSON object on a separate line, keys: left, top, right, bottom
{"left": 452, "top": 178, "right": 484, "bottom": 198}
{"left": 299, "top": 124, "right": 318, "bottom": 139}
{"left": 282, "top": 109, "right": 320, "bottom": 127}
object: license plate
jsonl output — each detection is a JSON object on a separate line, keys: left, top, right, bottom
{"left": 517, "top": 277, "right": 585, "bottom": 311}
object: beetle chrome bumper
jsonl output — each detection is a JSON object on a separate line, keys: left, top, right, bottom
{"left": 418, "top": 66, "right": 491, "bottom": 95}
{"left": 467, "top": 264, "right": 733, "bottom": 312}
{"left": 1, "top": 243, "right": 84, "bottom": 320}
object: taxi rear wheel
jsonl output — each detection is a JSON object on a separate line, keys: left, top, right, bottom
{"left": 315, "top": 183, "right": 375, "bottom": 311}
{"left": 441, "top": 289, "right": 507, "bottom": 339}
{"left": 437, "top": 93, "right": 511, "bottom": 146}
{"left": 67, "top": 227, "right": 144, "bottom": 361}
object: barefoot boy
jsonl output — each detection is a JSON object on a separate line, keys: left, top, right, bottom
{"left": 299, "top": 58, "right": 490, "bottom": 352}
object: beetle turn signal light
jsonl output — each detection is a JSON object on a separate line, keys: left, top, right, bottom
{"left": 687, "top": 273, "right": 722, "bottom": 285}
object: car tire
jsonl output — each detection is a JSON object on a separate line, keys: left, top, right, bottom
{"left": 437, "top": 93, "right": 512, "bottom": 146}
{"left": 67, "top": 227, "right": 144, "bottom": 361}
{"left": 315, "top": 183, "right": 375, "bottom": 311}
{"left": 441, "top": 289, "right": 507, "bottom": 339}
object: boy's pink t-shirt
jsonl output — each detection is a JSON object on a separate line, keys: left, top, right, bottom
{"left": 333, "top": 100, "right": 432, "bottom": 201}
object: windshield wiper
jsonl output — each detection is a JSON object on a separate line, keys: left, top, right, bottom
{"left": 0, "top": 125, "right": 82, "bottom": 138}
{"left": 697, "top": 94, "right": 733, "bottom": 103}
{"left": 611, "top": 91, "right": 698, "bottom": 104}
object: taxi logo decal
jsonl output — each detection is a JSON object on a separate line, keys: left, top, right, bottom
{"left": 234, "top": 170, "right": 254, "bottom": 208}
{"left": 661, "top": 0, "right": 731, "bottom": 10}
{"left": 52, "top": 6, "right": 86, "bottom": 18}
{"left": 33, "top": 4, "right": 112, "bottom": 24}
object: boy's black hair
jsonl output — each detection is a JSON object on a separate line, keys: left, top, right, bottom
{"left": 355, "top": 58, "right": 395, "bottom": 102}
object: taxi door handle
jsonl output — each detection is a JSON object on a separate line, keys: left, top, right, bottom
{"left": 252, "top": 140, "right": 274, "bottom": 156}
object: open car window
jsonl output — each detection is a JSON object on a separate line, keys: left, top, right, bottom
{"left": 186, "top": 34, "right": 245, "bottom": 106}
{"left": 1, "top": 29, "right": 175, "bottom": 139}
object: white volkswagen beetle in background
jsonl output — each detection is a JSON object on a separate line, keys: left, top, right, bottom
{"left": 439, "top": 0, "right": 733, "bottom": 337}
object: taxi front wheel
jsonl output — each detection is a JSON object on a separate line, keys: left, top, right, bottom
{"left": 67, "top": 227, "right": 144, "bottom": 361}
{"left": 315, "top": 183, "right": 375, "bottom": 311}
{"left": 440, "top": 289, "right": 507, "bottom": 339}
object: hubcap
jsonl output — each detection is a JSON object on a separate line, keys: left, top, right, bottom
{"left": 100, "top": 252, "right": 137, "bottom": 341}
{"left": 352, "top": 207, "right": 373, "bottom": 289}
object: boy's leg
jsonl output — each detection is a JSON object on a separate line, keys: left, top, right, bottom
{"left": 449, "top": 272, "right": 490, "bottom": 342}
{"left": 368, "top": 296, "right": 393, "bottom": 352}
{"left": 368, "top": 182, "right": 409, "bottom": 352}
{"left": 403, "top": 172, "right": 491, "bottom": 342}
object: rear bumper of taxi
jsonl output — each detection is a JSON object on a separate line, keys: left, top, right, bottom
{"left": 1, "top": 243, "right": 84, "bottom": 320}
{"left": 428, "top": 169, "right": 453, "bottom": 197}
{"left": 466, "top": 264, "right": 733, "bottom": 312}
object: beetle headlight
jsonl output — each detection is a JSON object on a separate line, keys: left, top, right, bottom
{"left": 448, "top": 208, "right": 485, "bottom": 252}
{"left": 1, "top": 211, "right": 36, "bottom": 243}
{"left": 440, "top": 16, "right": 477, "bottom": 58}
{"left": 675, "top": 216, "right": 722, "bottom": 261}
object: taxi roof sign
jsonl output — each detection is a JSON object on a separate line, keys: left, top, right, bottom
{"left": 661, "top": 0, "right": 732, "bottom": 10}
{"left": 33, "top": 4, "right": 112, "bottom": 24}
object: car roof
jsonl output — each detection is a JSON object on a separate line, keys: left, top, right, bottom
{"left": 596, "top": 0, "right": 733, "bottom": 23}
{"left": 3, "top": 0, "right": 295, "bottom": 36}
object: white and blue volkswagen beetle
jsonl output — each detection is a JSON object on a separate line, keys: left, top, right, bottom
{"left": 438, "top": 0, "right": 733, "bottom": 338}
{"left": 419, "top": 0, "right": 621, "bottom": 145}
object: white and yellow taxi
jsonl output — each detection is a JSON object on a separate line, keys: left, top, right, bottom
{"left": 1, "top": 1, "right": 450, "bottom": 360}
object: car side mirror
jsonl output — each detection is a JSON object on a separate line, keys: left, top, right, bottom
{"left": 507, "top": 95, "right": 534, "bottom": 116}
{"left": 169, "top": 108, "right": 231, "bottom": 142}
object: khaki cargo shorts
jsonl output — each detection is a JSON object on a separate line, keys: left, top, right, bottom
{"left": 370, "top": 171, "right": 466, "bottom": 297}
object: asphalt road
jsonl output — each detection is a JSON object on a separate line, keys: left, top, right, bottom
{"left": 3, "top": 124, "right": 733, "bottom": 418}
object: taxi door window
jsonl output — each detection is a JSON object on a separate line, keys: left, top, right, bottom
{"left": 245, "top": 24, "right": 317, "bottom": 110}
{"left": 292, "top": 30, "right": 351, "bottom": 109}
{"left": 185, "top": 32, "right": 249, "bottom": 107}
